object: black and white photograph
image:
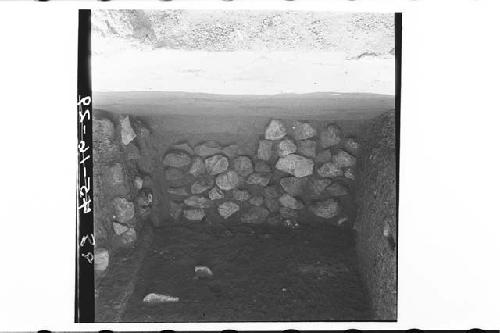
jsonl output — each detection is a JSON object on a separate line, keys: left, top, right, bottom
{"left": 90, "top": 9, "right": 398, "bottom": 322}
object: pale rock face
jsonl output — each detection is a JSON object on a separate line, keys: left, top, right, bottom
{"left": 184, "top": 195, "right": 212, "bottom": 209}
{"left": 332, "top": 150, "right": 356, "bottom": 168}
{"left": 257, "top": 140, "right": 274, "bottom": 161}
{"left": 247, "top": 172, "right": 272, "bottom": 186}
{"left": 112, "top": 197, "right": 135, "bottom": 224}
{"left": 233, "top": 156, "right": 254, "bottom": 177}
{"left": 310, "top": 198, "right": 340, "bottom": 219}
{"left": 143, "top": 293, "right": 179, "bottom": 304}
{"left": 205, "top": 154, "right": 229, "bottom": 175}
{"left": 277, "top": 138, "right": 297, "bottom": 157}
{"left": 113, "top": 222, "right": 129, "bottom": 235}
{"left": 189, "top": 157, "right": 206, "bottom": 177}
{"left": 94, "top": 248, "right": 109, "bottom": 272}
{"left": 194, "top": 141, "right": 222, "bottom": 156}
{"left": 232, "top": 189, "right": 251, "bottom": 201}
{"left": 218, "top": 201, "right": 240, "bottom": 219}
{"left": 344, "top": 168, "right": 356, "bottom": 180}
{"left": 275, "top": 154, "right": 314, "bottom": 178}
{"left": 215, "top": 170, "right": 240, "bottom": 191}
{"left": 265, "top": 119, "right": 287, "bottom": 140}
{"left": 172, "top": 142, "right": 194, "bottom": 155}
{"left": 280, "top": 177, "right": 308, "bottom": 196}
{"left": 208, "top": 187, "right": 224, "bottom": 200}
{"left": 297, "top": 139, "right": 317, "bottom": 158}
{"left": 279, "top": 193, "right": 305, "bottom": 210}
{"left": 241, "top": 206, "right": 270, "bottom": 224}
{"left": 184, "top": 208, "right": 206, "bottom": 221}
{"left": 167, "top": 187, "right": 189, "bottom": 196}
{"left": 94, "top": 118, "right": 115, "bottom": 141}
{"left": 120, "top": 116, "right": 136, "bottom": 145}
{"left": 163, "top": 151, "right": 192, "bottom": 168}
{"left": 319, "top": 123, "right": 343, "bottom": 148}
{"left": 134, "top": 176, "right": 143, "bottom": 190}
{"left": 317, "top": 162, "right": 344, "bottom": 178}
{"left": 191, "top": 176, "right": 214, "bottom": 194}
{"left": 291, "top": 121, "right": 316, "bottom": 141}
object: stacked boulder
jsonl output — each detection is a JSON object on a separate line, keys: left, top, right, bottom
{"left": 164, "top": 119, "right": 359, "bottom": 227}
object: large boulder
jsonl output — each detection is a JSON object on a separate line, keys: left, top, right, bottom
{"left": 257, "top": 140, "right": 273, "bottom": 161}
{"left": 184, "top": 195, "right": 212, "bottom": 209}
{"left": 277, "top": 138, "right": 297, "bottom": 157}
{"left": 265, "top": 119, "right": 287, "bottom": 140}
{"left": 319, "top": 123, "right": 343, "bottom": 148}
{"left": 233, "top": 156, "right": 254, "bottom": 177}
{"left": 215, "top": 170, "right": 240, "bottom": 191}
{"left": 297, "top": 140, "right": 317, "bottom": 158}
{"left": 189, "top": 157, "right": 206, "bottom": 177}
{"left": 208, "top": 187, "right": 224, "bottom": 200}
{"left": 279, "top": 194, "right": 305, "bottom": 210}
{"left": 241, "top": 206, "right": 270, "bottom": 224}
{"left": 280, "top": 177, "right": 308, "bottom": 196}
{"left": 291, "top": 121, "right": 316, "bottom": 140}
{"left": 275, "top": 154, "right": 314, "bottom": 178}
{"left": 184, "top": 208, "right": 206, "bottom": 221}
{"left": 317, "top": 162, "right": 344, "bottom": 178}
{"left": 112, "top": 197, "right": 135, "bottom": 224}
{"left": 191, "top": 176, "right": 214, "bottom": 194}
{"left": 332, "top": 150, "right": 356, "bottom": 168}
{"left": 310, "top": 198, "right": 340, "bottom": 218}
{"left": 247, "top": 172, "right": 272, "bottom": 186}
{"left": 194, "top": 141, "right": 222, "bottom": 156}
{"left": 120, "top": 116, "right": 136, "bottom": 145}
{"left": 163, "top": 151, "right": 192, "bottom": 168}
{"left": 232, "top": 189, "right": 250, "bottom": 201}
{"left": 218, "top": 201, "right": 240, "bottom": 219}
{"left": 205, "top": 154, "right": 229, "bottom": 175}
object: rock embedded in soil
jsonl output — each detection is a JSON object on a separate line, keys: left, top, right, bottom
{"left": 205, "top": 154, "right": 229, "bottom": 175}
{"left": 218, "top": 201, "right": 240, "bottom": 219}
{"left": 254, "top": 160, "right": 271, "bottom": 173}
{"left": 94, "top": 248, "right": 109, "bottom": 272}
{"left": 195, "top": 266, "right": 214, "bottom": 279}
{"left": 112, "top": 197, "right": 135, "bottom": 224}
{"left": 265, "top": 119, "right": 287, "bottom": 140}
{"left": 222, "top": 144, "right": 240, "bottom": 158}
{"left": 106, "top": 163, "right": 129, "bottom": 196}
{"left": 189, "top": 157, "right": 206, "bottom": 177}
{"left": 264, "top": 185, "right": 281, "bottom": 199}
{"left": 297, "top": 139, "right": 317, "bottom": 158}
{"left": 249, "top": 195, "right": 264, "bottom": 206}
{"left": 257, "top": 140, "right": 274, "bottom": 161}
{"left": 208, "top": 187, "right": 224, "bottom": 200}
{"left": 327, "top": 183, "right": 350, "bottom": 196}
{"left": 310, "top": 198, "right": 340, "bottom": 219}
{"left": 291, "top": 121, "right": 316, "bottom": 140}
{"left": 120, "top": 228, "right": 137, "bottom": 246}
{"left": 184, "top": 195, "right": 212, "bottom": 209}
{"left": 265, "top": 197, "right": 281, "bottom": 213}
{"left": 241, "top": 206, "right": 270, "bottom": 224}
{"left": 113, "top": 222, "right": 129, "bottom": 235}
{"left": 280, "top": 177, "right": 308, "bottom": 196}
{"left": 317, "top": 162, "right": 344, "bottom": 178}
{"left": 215, "top": 170, "right": 240, "bottom": 191}
{"left": 343, "top": 138, "right": 360, "bottom": 156}
{"left": 172, "top": 142, "right": 194, "bottom": 155}
{"left": 332, "top": 150, "right": 357, "bottom": 168}
{"left": 184, "top": 208, "right": 206, "bottom": 221}
{"left": 308, "top": 178, "right": 332, "bottom": 196}
{"left": 247, "top": 172, "right": 272, "bottom": 186}
{"left": 233, "top": 156, "right": 254, "bottom": 177}
{"left": 276, "top": 154, "right": 314, "bottom": 178}
{"left": 194, "top": 141, "right": 222, "bottom": 157}
{"left": 232, "top": 189, "right": 251, "bottom": 201}
{"left": 191, "top": 176, "right": 214, "bottom": 194}
{"left": 163, "top": 151, "right": 192, "bottom": 168}
{"left": 319, "top": 123, "right": 343, "bottom": 148}
{"left": 120, "top": 116, "right": 136, "bottom": 145}
{"left": 315, "top": 149, "right": 332, "bottom": 163}
{"left": 94, "top": 118, "right": 114, "bottom": 141}
{"left": 277, "top": 138, "right": 297, "bottom": 157}
{"left": 279, "top": 193, "right": 305, "bottom": 210}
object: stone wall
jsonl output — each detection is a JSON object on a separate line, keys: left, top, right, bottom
{"left": 92, "top": 112, "right": 163, "bottom": 279}
{"left": 161, "top": 119, "right": 360, "bottom": 228}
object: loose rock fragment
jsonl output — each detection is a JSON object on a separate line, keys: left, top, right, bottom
{"left": 133, "top": 176, "right": 143, "bottom": 190}
{"left": 310, "top": 198, "right": 340, "bottom": 218}
{"left": 276, "top": 154, "right": 314, "bottom": 178}
{"left": 195, "top": 266, "right": 214, "bottom": 279}
{"left": 218, "top": 201, "right": 240, "bottom": 219}
{"left": 280, "top": 177, "right": 308, "bottom": 196}
{"left": 264, "top": 185, "right": 281, "bottom": 199}
{"left": 315, "top": 149, "right": 332, "bottom": 163}
{"left": 191, "top": 176, "right": 214, "bottom": 194}
{"left": 265, "top": 197, "right": 281, "bottom": 213}
{"left": 143, "top": 293, "right": 180, "bottom": 304}
{"left": 254, "top": 160, "right": 271, "bottom": 173}
{"left": 343, "top": 138, "right": 360, "bottom": 156}
{"left": 247, "top": 172, "right": 272, "bottom": 186}
{"left": 184, "top": 208, "right": 206, "bottom": 221}
{"left": 95, "top": 248, "right": 109, "bottom": 272}
{"left": 319, "top": 123, "right": 343, "bottom": 148}
{"left": 215, "top": 170, "right": 240, "bottom": 191}
{"left": 205, "top": 154, "right": 229, "bottom": 175}
{"left": 317, "top": 162, "right": 344, "bottom": 178}
{"left": 332, "top": 150, "right": 356, "bottom": 168}
{"left": 291, "top": 121, "right": 316, "bottom": 140}
{"left": 112, "top": 197, "right": 135, "bottom": 224}
{"left": 189, "top": 157, "right": 206, "bottom": 177}
{"left": 113, "top": 222, "right": 129, "bottom": 235}
{"left": 265, "top": 119, "right": 287, "bottom": 140}
{"left": 120, "top": 116, "right": 136, "bottom": 145}
{"left": 277, "top": 138, "right": 297, "bottom": 157}
{"left": 163, "top": 151, "right": 192, "bottom": 168}
{"left": 208, "top": 187, "right": 224, "bottom": 200}
{"left": 297, "top": 139, "right": 317, "bottom": 158}
{"left": 257, "top": 140, "right": 274, "bottom": 161}
{"left": 167, "top": 187, "right": 189, "bottom": 196}
{"left": 279, "top": 194, "right": 305, "bottom": 210}
{"left": 308, "top": 178, "right": 332, "bottom": 196}
{"left": 194, "top": 141, "right": 222, "bottom": 156}
{"left": 120, "top": 228, "right": 137, "bottom": 246}
{"left": 233, "top": 156, "right": 254, "bottom": 177}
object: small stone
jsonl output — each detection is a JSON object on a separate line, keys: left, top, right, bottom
{"left": 143, "top": 293, "right": 179, "bottom": 303}
{"left": 163, "top": 151, "right": 192, "bottom": 168}
{"left": 297, "top": 140, "right": 317, "bottom": 158}
{"left": 319, "top": 123, "right": 343, "bottom": 148}
{"left": 120, "top": 116, "right": 136, "bottom": 145}
{"left": 241, "top": 206, "right": 270, "bottom": 224}
{"left": 172, "top": 142, "right": 194, "bottom": 155}
{"left": 344, "top": 168, "right": 356, "bottom": 180}
{"left": 257, "top": 140, "right": 273, "bottom": 161}
{"left": 280, "top": 206, "right": 298, "bottom": 218}
{"left": 133, "top": 176, "right": 143, "bottom": 190}
{"left": 165, "top": 168, "right": 186, "bottom": 181}
{"left": 205, "top": 154, "right": 229, "bottom": 175}
{"left": 169, "top": 201, "right": 183, "bottom": 220}
{"left": 338, "top": 216, "right": 349, "bottom": 226}
{"left": 94, "top": 248, "right": 109, "bottom": 272}
{"left": 291, "top": 121, "right": 316, "bottom": 140}
{"left": 276, "top": 154, "right": 314, "bottom": 178}
{"left": 344, "top": 138, "right": 360, "bottom": 156}
{"left": 112, "top": 197, "right": 135, "bottom": 224}
{"left": 332, "top": 150, "right": 356, "bottom": 168}
{"left": 247, "top": 172, "right": 272, "bottom": 186}
{"left": 254, "top": 160, "right": 271, "bottom": 173}
{"left": 194, "top": 141, "right": 222, "bottom": 156}
{"left": 216, "top": 170, "right": 240, "bottom": 191}
{"left": 184, "top": 195, "right": 211, "bottom": 209}
{"left": 222, "top": 144, "right": 240, "bottom": 158}
{"left": 308, "top": 178, "right": 332, "bottom": 196}
{"left": 327, "top": 183, "right": 350, "bottom": 196}
{"left": 317, "top": 162, "right": 344, "bottom": 178}
{"left": 184, "top": 208, "right": 206, "bottom": 221}
{"left": 315, "top": 149, "right": 332, "bottom": 163}
{"left": 310, "top": 198, "right": 340, "bottom": 218}
{"left": 277, "top": 138, "right": 297, "bottom": 157}
{"left": 121, "top": 228, "right": 137, "bottom": 246}
{"left": 191, "top": 176, "right": 214, "bottom": 194}
{"left": 265, "top": 119, "right": 287, "bottom": 140}
{"left": 279, "top": 194, "right": 305, "bottom": 209}
{"left": 208, "top": 187, "right": 224, "bottom": 200}
{"left": 167, "top": 187, "right": 189, "bottom": 196}
{"left": 233, "top": 156, "right": 254, "bottom": 177}
{"left": 113, "top": 222, "right": 129, "bottom": 235}
{"left": 195, "top": 266, "right": 214, "bottom": 279}
{"left": 280, "top": 177, "right": 308, "bottom": 196}
{"left": 249, "top": 196, "right": 264, "bottom": 206}
{"left": 265, "top": 197, "right": 281, "bottom": 213}
{"left": 233, "top": 189, "right": 250, "bottom": 201}
{"left": 189, "top": 157, "right": 206, "bottom": 177}
{"left": 218, "top": 201, "right": 240, "bottom": 219}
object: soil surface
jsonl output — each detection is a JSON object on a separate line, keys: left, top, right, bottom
{"left": 120, "top": 222, "right": 372, "bottom": 322}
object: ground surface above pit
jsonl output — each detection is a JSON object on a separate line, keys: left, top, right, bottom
{"left": 121, "top": 223, "right": 371, "bottom": 321}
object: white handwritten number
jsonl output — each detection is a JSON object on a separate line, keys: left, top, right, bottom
{"left": 78, "top": 197, "right": 92, "bottom": 214}
{"left": 77, "top": 96, "right": 91, "bottom": 106}
{"left": 80, "top": 234, "right": 95, "bottom": 247}
{"left": 81, "top": 252, "right": 94, "bottom": 264}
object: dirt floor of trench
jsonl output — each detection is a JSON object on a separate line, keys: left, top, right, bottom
{"left": 118, "top": 222, "right": 372, "bottom": 322}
